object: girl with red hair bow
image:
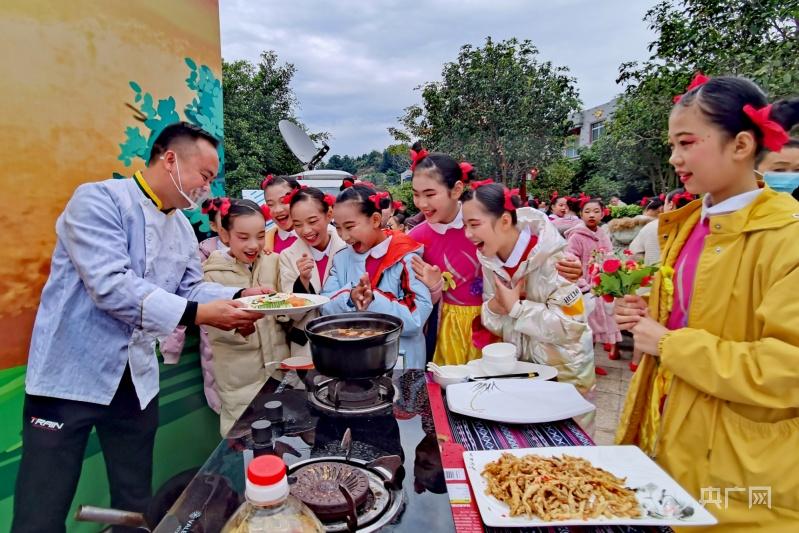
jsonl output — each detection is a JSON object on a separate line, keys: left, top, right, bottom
{"left": 615, "top": 75, "right": 799, "bottom": 531}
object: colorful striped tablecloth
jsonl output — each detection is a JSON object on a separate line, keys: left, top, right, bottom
{"left": 427, "top": 377, "right": 671, "bottom": 533}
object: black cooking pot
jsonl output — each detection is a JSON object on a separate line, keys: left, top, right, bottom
{"left": 305, "top": 312, "right": 403, "bottom": 379}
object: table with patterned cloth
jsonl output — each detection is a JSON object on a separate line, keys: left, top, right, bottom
{"left": 426, "top": 376, "right": 672, "bottom": 533}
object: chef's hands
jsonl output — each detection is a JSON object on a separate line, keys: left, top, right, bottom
{"left": 411, "top": 256, "right": 443, "bottom": 289}
{"left": 349, "top": 274, "right": 374, "bottom": 311}
{"left": 196, "top": 300, "right": 262, "bottom": 335}
{"left": 296, "top": 254, "right": 315, "bottom": 289}
{"left": 490, "top": 273, "right": 522, "bottom": 315}
{"left": 556, "top": 253, "right": 582, "bottom": 283}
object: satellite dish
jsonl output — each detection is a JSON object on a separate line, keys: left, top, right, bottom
{"left": 279, "top": 120, "right": 329, "bottom": 171}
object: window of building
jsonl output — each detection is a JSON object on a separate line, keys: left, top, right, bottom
{"left": 564, "top": 135, "right": 578, "bottom": 158}
{"left": 590, "top": 121, "right": 605, "bottom": 142}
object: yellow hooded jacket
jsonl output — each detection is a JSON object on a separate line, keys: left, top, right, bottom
{"left": 617, "top": 187, "right": 799, "bottom": 531}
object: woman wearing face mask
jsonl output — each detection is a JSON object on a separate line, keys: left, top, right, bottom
{"left": 756, "top": 138, "right": 799, "bottom": 200}
{"left": 279, "top": 187, "right": 347, "bottom": 357}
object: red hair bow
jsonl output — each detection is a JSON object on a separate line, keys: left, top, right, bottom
{"left": 261, "top": 174, "right": 275, "bottom": 190}
{"left": 639, "top": 196, "right": 650, "bottom": 207}
{"left": 369, "top": 191, "right": 390, "bottom": 210}
{"left": 342, "top": 178, "right": 355, "bottom": 189}
{"left": 260, "top": 204, "right": 272, "bottom": 220}
{"left": 603, "top": 206, "right": 611, "bottom": 218}
{"left": 409, "top": 148, "right": 429, "bottom": 171}
{"left": 550, "top": 190, "right": 559, "bottom": 202}
{"left": 323, "top": 194, "right": 336, "bottom": 207}
{"left": 673, "top": 72, "right": 710, "bottom": 103}
{"left": 218, "top": 198, "right": 231, "bottom": 217}
{"left": 503, "top": 188, "right": 519, "bottom": 211}
{"left": 578, "top": 192, "right": 591, "bottom": 209}
{"left": 281, "top": 185, "right": 307, "bottom": 205}
{"left": 659, "top": 193, "right": 666, "bottom": 201}
{"left": 392, "top": 200, "right": 403, "bottom": 210}
{"left": 459, "top": 161, "right": 474, "bottom": 182}
{"left": 201, "top": 199, "right": 216, "bottom": 215}
{"left": 743, "top": 104, "right": 790, "bottom": 152}
{"left": 470, "top": 179, "right": 494, "bottom": 189}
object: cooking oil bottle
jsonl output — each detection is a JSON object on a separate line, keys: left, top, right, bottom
{"left": 222, "top": 455, "right": 324, "bottom": 533}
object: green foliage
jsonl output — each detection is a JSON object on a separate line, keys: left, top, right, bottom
{"left": 221, "top": 51, "right": 327, "bottom": 199}
{"left": 390, "top": 37, "right": 581, "bottom": 184}
{"left": 582, "top": 174, "right": 621, "bottom": 200}
{"left": 609, "top": 205, "right": 644, "bottom": 219}
{"left": 324, "top": 144, "right": 410, "bottom": 184}
{"left": 528, "top": 158, "right": 575, "bottom": 200}
{"left": 388, "top": 181, "right": 418, "bottom": 215}
{"left": 588, "top": 0, "right": 799, "bottom": 197}
{"left": 118, "top": 57, "right": 224, "bottom": 234}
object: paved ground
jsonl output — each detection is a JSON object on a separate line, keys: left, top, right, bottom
{"left": 593, "top": 340, "right": 636, "bottom": 445}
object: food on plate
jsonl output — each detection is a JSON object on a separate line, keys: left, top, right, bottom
{"left": 249, "top": 293, "right": 311, "bottom": 309}
{"left": 481, "top": 453, "right": 641, "bottom": 521}
{"left": 318, "top": 327, "right": 390, "bottom": 339}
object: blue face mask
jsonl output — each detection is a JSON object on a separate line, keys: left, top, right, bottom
{"left": 762, "top": 171, "right": 799, "bottom": 193}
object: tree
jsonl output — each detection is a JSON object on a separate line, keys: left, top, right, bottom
{"left": 527, "top": 157, "right": 576, "bottom": 201}
{"left": 389, "top": 181, "right": 417, "bottom": 215}
{"left": 595, "top": 0, "right": 799, "bottom": 194}
{"left": 390, "top": 37, "right": 581, "bottom": 185}
{"left": 222, "top": 51, "right": 326, "bottom": 198}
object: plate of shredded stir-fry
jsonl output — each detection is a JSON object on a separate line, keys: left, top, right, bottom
{"left": 463, "top": 446, "right": 717, "bottom": 527}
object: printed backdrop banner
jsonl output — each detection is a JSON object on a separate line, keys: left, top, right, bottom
{"left": 0, "top": 0, "right": 224, "bottom": 370}
{"left": 0, "top": 2, "right": 225, "bottom": 530}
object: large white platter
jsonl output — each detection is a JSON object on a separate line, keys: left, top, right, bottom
{"left": 464, "top": 446, "right": 718, "bottom": 527}
{"left": 446, "top": 378, "right": 595, "bottom": 424}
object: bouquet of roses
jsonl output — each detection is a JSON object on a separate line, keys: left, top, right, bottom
{"left": 588, "top": 250, "right": 659, "bottom": 303}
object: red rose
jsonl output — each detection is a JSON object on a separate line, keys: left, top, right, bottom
{"left": 625, "top": 260, "right": 638, "bottom": 271}
{"left": 602, "top": 258, "right": 622, "bottom": 274}
{"left": 592, "top": 275, "right": 601, "bottom": 286}
{"left": 641, "top": 275, "right": 653, "bottom": 287}
{"left": 602, "top": 294, "right": 615, "bottom": 303}
{"left": 623, "top": 249, "right": 634, "bottom": 256}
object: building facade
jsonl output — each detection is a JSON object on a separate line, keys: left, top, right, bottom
{"left": 564, "top": 98, "right": 618, "bottom": 158}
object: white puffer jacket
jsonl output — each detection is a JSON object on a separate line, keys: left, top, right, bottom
{"left": 479, "top": 208, "right": 596, "bottom": 402}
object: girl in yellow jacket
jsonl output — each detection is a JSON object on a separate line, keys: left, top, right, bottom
{"left": 615, "top": 75, "right": 799, "bottom": 531}
{"left": 204, "top": 198, "right": 289, "bottom": 436}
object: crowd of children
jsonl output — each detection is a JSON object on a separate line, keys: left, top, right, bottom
{"left": 162, "top": 74, "right": 797, "bottom": 530}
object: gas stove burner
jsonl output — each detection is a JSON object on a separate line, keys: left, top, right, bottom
{"left": 291, "top": 462, "right": 370, "bottom": 521}
{"left": 310, "top": 375, "right": 397, "bottom": 416}
{"left": 288, "top": 456, "right": 405, "bottom": 533}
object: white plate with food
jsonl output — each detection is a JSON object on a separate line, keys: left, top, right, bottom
{"left": 466, "top": 359, "right": 558, "bottom": 381}
{"left": 464, "top": 446, "right": 717, "bottom": 527}
{"left": 446, "top": 379, "right": 594, "bottom": 424}
{"left": 238, "top": 293, "right": 329, "bottom": 315}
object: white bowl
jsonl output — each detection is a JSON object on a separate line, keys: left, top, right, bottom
{"left": 482, "top": 342, "right": 518, "bottom": 360}
{"left": 480, "top": 357, "right": 517, "bottom": 374}
{"left": 430, "top": 366, "right": 470, "bottom": 389}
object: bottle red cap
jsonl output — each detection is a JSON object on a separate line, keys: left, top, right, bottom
{"left": 247, "top": 455, "right": 287, "bottom": 486}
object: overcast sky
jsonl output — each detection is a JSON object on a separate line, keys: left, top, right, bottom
{"left": 220, "top": 0, "right": 658, "bottom": 157}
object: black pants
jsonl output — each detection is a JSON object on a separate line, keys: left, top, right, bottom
{"left": 12, "top": 367, "right": 159, "bottom": 533}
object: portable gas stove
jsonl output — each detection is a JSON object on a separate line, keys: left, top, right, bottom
{"left": 308, "top": 374, "right": 397, "bottom": 416}
{"left": 154, "top": 370, "right": 454, "bottom": 533}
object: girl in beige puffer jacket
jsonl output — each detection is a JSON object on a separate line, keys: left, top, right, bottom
{"left": 204, "top": 199, "right": 289, "bottom": 436}
{"left": 462, "top": 183, "right": 596, "bottom": 434}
